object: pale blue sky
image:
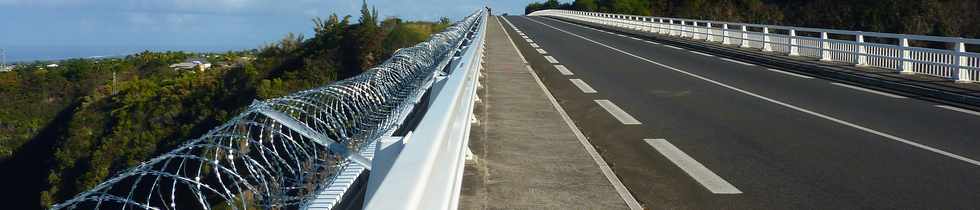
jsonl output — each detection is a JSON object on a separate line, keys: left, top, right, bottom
{"left": 0, "top": 0, "right": 556, "bottom": 61}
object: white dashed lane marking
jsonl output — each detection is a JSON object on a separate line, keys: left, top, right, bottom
{"left": 644, "top": 138, "right": 742, "bottom": 194}
{"left": 595, "top": 100, "right": 642, "bottom": 125}
{"left": 570, "top": 79, "right": 598, "bottom": 93}
{"left": 544, "top": 56, "right": 559, "bottom": 63}
{"left": 554, "top": 65, "right": 573, "bottom": 75}
{"left": 831, "top": 82, "right": 907, "bottom": 99}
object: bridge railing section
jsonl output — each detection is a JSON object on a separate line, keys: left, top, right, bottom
{"left": 52, "top": 9, "right": 487, "bottom": 210}
{"left": 361, "top": 9, "right": 487, "bottom": 210}
{"left": 530, "top": 9, "right": 980, "bottom": 83}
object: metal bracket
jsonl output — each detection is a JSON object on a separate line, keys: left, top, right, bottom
{"left": 256, "top": 106, "right": 373, "bottom": 170}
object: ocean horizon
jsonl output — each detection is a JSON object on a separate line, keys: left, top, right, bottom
{"left": 2, "top": 45, "right": 258, "bottom": 63}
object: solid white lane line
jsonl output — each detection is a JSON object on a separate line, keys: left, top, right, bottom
{"left": 570, "top": 79, "right": 598, "bottom": 93}
{"left": 498, "top": 16, "right": 643, "bottom": 210}
{"left": 497, "top": 17, "right": 527, "bottom": 64}
{"left": 664, "top": 45, "right": 683, "bottom": 50}
{"left": 526, "top": 38, "right": 534, "bottom": 43}
{"left": 644, "top": 139, "right": 742, "bottom": 194}
{"left": 524, "top": 17, "right": 980, "bottom": 167}
{"left": 531, "top": 43, "right": 540, "bottom": 48}
{"left": 689, "top": 51, "right": 715, "bottom": 57}
{"left": 935, "top": 105, "right": 980, "bottom": 117}
{"left": 720, "top": 58, "right": 757, "bottom": 66}
{"left": 595, "top": 100, "right": 642, "bottom": 125}
{"left": 544, "top": 56, "right": 559, "bottom": 63}
{"left": 765, "top": 68, "right": 813, "bottom": 79}
{"left": 554, "top": 65, "right": 574, "bottom": 75}
{"left": 831, "top": 83, "right": 907, "bottom": 99}
{"left": 646, "top": 41, "right": 661, "bottom": 45}
{"left": 536, "top": 48, "right": 547, "bottom": 54}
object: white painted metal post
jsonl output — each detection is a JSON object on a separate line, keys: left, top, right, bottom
{"left": 695, "top": 22, "right": 703, "bottom": 40}
{"left": 900, "top": 38, "right": 914, "bottom": 74}
{"left": 706, "top": 23, "right": 714, "bottom": 41}
{"left": 612, "top": 15, "right": 616, "bottom": 27}
{"left": 669, "top": 19, "right": 675, "bottom": 36}
{"left": 659, "top": 19, "right": 665, "bottom": 34}
{"left": 606, "top": 14, "right": 611, "bottom": 26}
{"left": 648, "top": 18, "right": 655, "bottom": 34}
{"left": 680, "top": 20, "right": 687, "bottom": 37}
{"left": 644, "top": 18, "right": 651, "bottom": 33}
{"left": 789, "top": 29, "right": 799, "bottom": 56}
{"left": 955, "top": 42, "right": 971, "bottom": 83}
{"left": 762, "top": 27, "right": 772, "bottom": 52}
{"left": 694, "top": 22, "right": 701, "bottom": 40}
{"left": 820, "top": 32, "right": 832, "bottom": 61}
{"left": 611, "top": 15, "right": 616, "bottom": 28}
{"left": 635, "top": 17, "right": 642, "bottom": 31}
{"left": 722, "top": 24, "right": 731, "bottom": 45}
{"left": 740, "top": 25, "right": 750, "bottom": 48}
{"left": 629, "top": 16, "right": 635, "bottom": 30}
{"left": 620, "top": 15, "right": 625, "bottom": 29}
{"left": 856, "top": 34, "right": 868, "bottom": 66}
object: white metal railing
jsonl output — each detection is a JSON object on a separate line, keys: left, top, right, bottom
{"left": 530, "top": 9, "right": 980, "bottom": 83}
{"left": 362, "top": 10, "right": 487, "bottom": 210}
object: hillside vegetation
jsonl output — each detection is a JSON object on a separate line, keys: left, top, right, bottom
{"left": 526, "top": 0, "right": 980, "bottom": 39}
{"left": 0, "top": 2, "right": 451, "bottom": 209}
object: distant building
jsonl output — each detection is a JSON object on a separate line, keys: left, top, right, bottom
{"left": 46, "top": 63, "right": 59, "bottom": 68}
{"left": 0, "top": 65, "right": 14, "bottom": 72}
{"left": 170, "top": 58, "right": 212, "bottom": 71}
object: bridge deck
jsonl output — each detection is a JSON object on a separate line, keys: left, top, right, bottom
{"left": 459, "top": 16, "right": 632, "bottom": 209}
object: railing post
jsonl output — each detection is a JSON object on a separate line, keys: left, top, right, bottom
{"left": 648, "top": 18, "right": 655, "bottom": 33}
{"left": 692, "top": 22, "right": 700, "bottom": 39}
{"left": 629, "top": 16, "right": 635, "bottom": 30}
{"left": 680, "top": 20, "right": 687, "bottom": 37}
{"left": 856, "top": 34, "right": 868, "bottom": 67}
{"left": 762, "top": 27, "right": 772, "bottom": 52}
{"left": 740, "top": 25, "right": 750, "bottom": 48}
{"left": 789, "top": 29, "right": 799, "bottom": 56}
{"left": 647, "top": 18, "right": 655, "bottom": 33}
{"left": 899, "top": 37, "right": 914, "bottom": 74}
{"left": 706, "top": 22, "right": 714, "bottom": 41}
{"left": 659, "top": 19, "right": 665, "bottom": 34}
{"left": 609, "top": 15, "right": 619, "bottom": 28}
{"left": 722, "top": 24, "right": 731, "bottom": 45}
{"left": 820, "top": 31, "right": 832, "bottom": 61}
{"left": 642, "top": 18, "right": 648, "bottom": 33}
{"left": 619, "top": 15, "right": 624, "bottom": 28}
{"left": 955, "top": 41, "right": 971, "bottom": 83}
{"left": 611, "top": 15, "right": 616, "bottom": 27}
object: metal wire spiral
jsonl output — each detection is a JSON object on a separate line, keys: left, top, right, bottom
{"left": 51, "top": 10, "right": 485, "bottom": 210}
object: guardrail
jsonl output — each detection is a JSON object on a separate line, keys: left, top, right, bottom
{"left": 530, "top": 9, "right": 980, "bottom": 83}
{"left": 361, "top": 9, "right": 486, "bottom": 210}
{"left": 52, "top": 9, "right": 487, "bottom": 210}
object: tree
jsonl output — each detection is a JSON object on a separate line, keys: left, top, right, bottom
{"left": 574, "top": 0, "right": 599, "bottom": 12}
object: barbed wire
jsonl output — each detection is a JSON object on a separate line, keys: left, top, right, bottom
{"left": 52, "top": 10, "right": 485, "bottom": 210}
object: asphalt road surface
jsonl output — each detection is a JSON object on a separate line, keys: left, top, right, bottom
{"left": 498, "top": 15, "right": 980, "bottom": 209}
